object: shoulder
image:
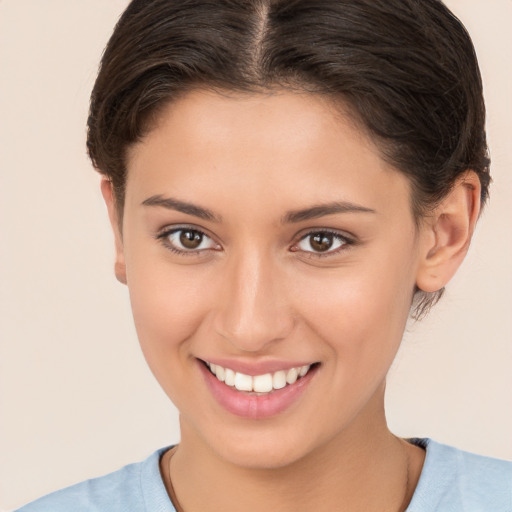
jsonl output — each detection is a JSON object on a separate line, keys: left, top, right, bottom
{"left": 15, "top": 447, "right": 175, "bottom": 512}
{"left": 408, "top": 438, "right": 512, "bottom": 512}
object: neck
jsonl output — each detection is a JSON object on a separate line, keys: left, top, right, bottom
{"left": 166, "top": 395, "right": 422, "bottom": 512}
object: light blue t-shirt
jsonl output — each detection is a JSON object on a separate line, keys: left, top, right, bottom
{"left": 15, "top": 438, "right": 512, "bottom": 511}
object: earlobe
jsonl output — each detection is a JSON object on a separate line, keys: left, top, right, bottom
{"left": 100, "top": 179, "right": 127, "bottom": 285}
{"left": 416, "top": 171, "right": 481, "bottom": 293}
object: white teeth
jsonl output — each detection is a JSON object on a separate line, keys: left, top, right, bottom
{"left": 234, "top": 372, "right": 253, "bottom": 392}
{"left": 224, "top": 368, "right": 235, "bottom": 387}
{"left": 286, "top": 367, "right": 298, "bottom": 384}
{"left": 272, "top": 370, "right": 287, "bottom": 390}
{"left": 216, "top": 365, "right": 225, "bottom": 382}
{"left": 206, "top": 362, "right": 313, "bottom": 394}
{"left": 299, "top": 365, "right": 309, "bottom": 377}
{"left": 253, "top": 373, "right": 273, "bottom": 393}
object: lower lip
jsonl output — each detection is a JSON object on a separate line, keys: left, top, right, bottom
{"left": 199, "top": 361, "right": 317, "bottom": 420}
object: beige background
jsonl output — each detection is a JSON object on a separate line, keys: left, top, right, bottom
{"left": 1, "top": 0, "right": 511, "bottom": 510}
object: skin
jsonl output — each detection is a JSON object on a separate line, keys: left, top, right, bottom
{"left": 102, "top": 89, "right": 480, "bottom": 511}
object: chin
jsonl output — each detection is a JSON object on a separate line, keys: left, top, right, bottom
{"left": 198, "top": 422, "right": 325, "bottom": 470}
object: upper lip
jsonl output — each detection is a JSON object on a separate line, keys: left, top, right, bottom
{"left": 199, "top": 358, "right": 317, "bottom": 376}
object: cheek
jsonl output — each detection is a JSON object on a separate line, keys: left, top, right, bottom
{"left": 127, "top": 259, "right": 214, "bottom": 369}
{"left": 291, "top": 260, "right": 415, "bottom": 425}
{"left": 293, "top": 253, "right": 415, "bottom": 363}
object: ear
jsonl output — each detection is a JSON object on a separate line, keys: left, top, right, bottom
{"left": 416, "top": 171, "right": 481, "bottom": 293}
{"left": 100, "top": 179, "right": 127, "bottom": 285}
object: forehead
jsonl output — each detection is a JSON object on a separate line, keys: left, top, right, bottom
{"left": 125, "top": 89, "right": 413, "bottom": 223}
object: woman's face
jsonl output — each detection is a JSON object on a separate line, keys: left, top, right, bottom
{"left": 116, "top": 90, "right": 426, "bottom": 468}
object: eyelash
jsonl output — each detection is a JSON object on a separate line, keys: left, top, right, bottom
{"left": 155, "top": 226, "right": 355, "bottom": 258}
{"left": 156, "top": 226, "right": 220, "bottom": 256}
{"left": 292, "top": 230, "right": 355, "bottom": 258}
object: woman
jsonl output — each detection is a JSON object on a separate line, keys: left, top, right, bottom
{"left": 14, "top": 0, "right": 512, "bottom": 510}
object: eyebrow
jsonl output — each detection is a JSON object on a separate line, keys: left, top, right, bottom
{"left": 142, "top": 195, "right": 222, "bottom": 222}
{"left": 282, "top": 202, "right": 376, "bottom": 223}
{"left": 142, "top": 195, "right": 376, "bottom": 224}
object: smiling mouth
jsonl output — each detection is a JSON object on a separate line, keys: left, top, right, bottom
{"left": 203, "top": 361, "right": 317, "bottom": 395}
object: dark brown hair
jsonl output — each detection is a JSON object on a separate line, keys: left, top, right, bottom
{"left": 87, "top": 0, "right": 490, "bottom": 317}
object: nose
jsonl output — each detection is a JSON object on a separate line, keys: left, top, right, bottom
{"left": 213, "top": 249, "right": 295, "bottom": 353}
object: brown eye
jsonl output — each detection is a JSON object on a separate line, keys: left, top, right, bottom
{"left": 180, "top": 229, "right": 203, "bottom": 249}
{"left": 162, "top": 228, "right": 219, "bottom": 253}
{"left": 295, "top": 231, "right": 348, "bottom": 255}
{"left": 310, "top": 233, "right": 334, "bottom": 252}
